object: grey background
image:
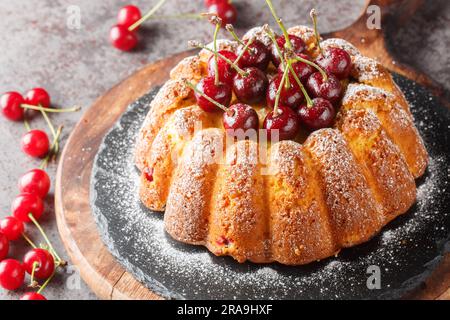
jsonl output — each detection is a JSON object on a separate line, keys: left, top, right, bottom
{"left": 0, "top": 0, "right": 448, "bottom": 300}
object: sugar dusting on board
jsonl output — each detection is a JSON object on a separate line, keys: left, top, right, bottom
{"left": 91, "top": 75, "right": 450, "bottom": 300}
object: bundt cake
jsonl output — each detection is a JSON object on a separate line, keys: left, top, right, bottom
{"left": 134, "top": 19, "right": 428, "bottom": 265}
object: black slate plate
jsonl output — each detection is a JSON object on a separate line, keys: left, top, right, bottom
{"left": 90, "top": 74, "right": 450, "bottom": 300}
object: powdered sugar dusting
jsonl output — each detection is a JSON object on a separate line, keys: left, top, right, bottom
{"left": 91, "top": 70, "right": 450, "bottom": 300}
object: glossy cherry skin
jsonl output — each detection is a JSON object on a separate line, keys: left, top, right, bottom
{"left": 117, "top": 5, "right": 142, "bottom": 29}
{"left": 223, "top": 103, "right": 259, "bottom": 133}
{"left": 208, "top": 50, "right": 238, "bottom": 86}
{"left": 0, "top": 259, "right": 25, "bottom": 290}
{"left": 21, "top": 129, "right": 50, "bottom": 158}
{"left": 266, "top": 74, "right": 303, "bottom": 110}
{"left": 23, "top": 248, "right": 55, "bottom": 279}
{"left": 12, "top": 193, "right": 44, "bottom": 223}
{"left": 278, "top": 54, "right": 314, "bottom": 84}
{"left": 18, "top": 169, "right": 51, "bottom": 199}
{"left": 204, "top": 0, "right": 227, "bottom": 7}
{"left": 0, "top": 232, "right": 8, "bottom": 261}
{"left": 297, "top": 98, "right": 336, "bottom": 130}
{"left": 306, "top": 72, "right": 343, "bottom": 104}
{"left": 316, "top": 47, "right": 352, "bottom": 79}
{"left": 232, "top": 67, "right": 268, "bottom": 104}
{"left": 24, "top": 88, "right": 51, "bottom": 108}
{"left": 271, "top": 35, "right": 306, "bottom": 66}
{"left": 263, "top": 106, "right": 300, "bottom": 141}
{"left": 194, "top": 76, "right": 232, "bottom": 112}
{"left": 208, "top": 2, "right": 237, "bottom": 25}
{"left": 237, "top": 40, "right": 271, "bottom": 71}
{"left": 110, "top": 25, "right": 138, "bottom": 51}
{"left": 20, "top": 292, "right": 47, "bottom": 300}
{"left": 0, "top": 217, "right": 24, "bottom": 241}
{"left": 1, "top": 92, "right": 24, "bottom": 121}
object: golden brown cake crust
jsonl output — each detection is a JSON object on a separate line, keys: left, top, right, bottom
{"left": 134, "top": 25, "right": 429, "bottom": 265}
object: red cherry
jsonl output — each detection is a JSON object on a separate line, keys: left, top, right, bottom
{"left": 223, "top": 103, "right": 259, "bottom": 133}
{"left": 110, "top": 25, "right": 138, "bottom": 51}
{"left": 194, "top": 76, "right": 232, "bottom": 112}
{"left": 306, "top": 72, "right": 343, "bottom": 104}
{"left": 263, "top": 105, "right": 300, "bottom": 141}
{"left": 21, "top": 129, "right": 50, "bottom": 158}
{"left": 0, "top": 232, "right": 9, "bottom": 261}
{"left": 0, "top": 259, "right": 25, "bottom": 290}
{"left": 12, "top": 193, "right": 44, "bottom": 223}
{"left": 24, "top": 88, "right": 51, "bottom": 108}
{"left": 232, "top": 67, "right": 268, "bottom": 104}
{"left": 237, "top": 40, "right": 271, "bottom": 71}
{"left": 271, "top": 35, "right": 306, "bottom": 66}
{"left": 143, "top": 167, "right": 154, "bottom": 182}
{"left": 316, "top": 48, "right": 352, "bottom": 80}
{"left": 117, "top": 5, "right": 142, "bottom": 29}
{"left": 297, "top": 98, "right": 336, "bottom": 130}
{"left": 208, "top": 2, "right": 237, "bottom": 25}
{"left": 0, "top": 92, "right": 25, "bottom": 121}
{"left": 18, "top": 169, "right": 51, "bottom": 199}
{"left": 266, "top": 74, "right": 303, "bottom": 110}
{"left": 0, "top": 217, "right": 24, "bottom": 241}
{"left": 20, "top": 292, "right": 47, "bottom": 300}
{"left": 23, "top": 248, "right": 55, "bottom": 279}
{"left": 208, "top": 50, "right": 238, "bottom": 86}
{"left": 278, "top": 54, "right": 314, "bottom": 84}
{"left": 204, "top": 0, "right": 227, "bottom": 7}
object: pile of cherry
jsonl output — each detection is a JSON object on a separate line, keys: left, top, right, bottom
{"left": 188, "top": 4, "right": 352, "bottom": 141}
{"left": 110, "top": 0, "right": 237, "bottom": 51}
{"left": 0, "top": 88, "right": 75, "bottom": 300}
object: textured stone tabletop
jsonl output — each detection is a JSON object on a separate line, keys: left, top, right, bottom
{"left": 0, "top": 0, "right": 448, "bottom": 300}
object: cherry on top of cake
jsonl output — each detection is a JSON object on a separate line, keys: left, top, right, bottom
{"left": 185, "top": 3, "right": 353, "bottom": 142}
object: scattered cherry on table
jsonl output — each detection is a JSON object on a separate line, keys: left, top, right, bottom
{"left": 24, "top": 88, "right": 51, "bottom": 108}
{"left": 0, "top": 259, "right": 25, "bottom": 291}
{"left": 0, "top": 92, "right": 25, "bottom": 121}
{"left": 21, "top": 129, "right": 50, "bottom": 158}
{"left": 20, "top": 292, "right": 47, "bottom": 300}
{"left": 208, "top": 1, "right": 237, "bottom": 25}
{"left": 23, "top": 248, "right": 55, "bottom": 279}
{"left": 110, "top": 25, "right": 138, "bottom": 51}
{"left": 0, "top": 232, "right": 8, "bottom": 261}
{"left": 18, "top": 169, "right": 51, "bottom": 199}
{"left": 11, "top": 193, "right": 44, "bottom": 223}
{"left": 0, "top": 217, "right": 24, "bottom": 242}
{"left": 117, "top": 5, "right": 142, "bottom": 29}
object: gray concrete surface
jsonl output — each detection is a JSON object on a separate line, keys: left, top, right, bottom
{"left": 0, "top": 0, "right": 448, "bottom": 300}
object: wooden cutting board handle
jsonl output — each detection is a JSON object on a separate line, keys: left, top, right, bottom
{"left": 325, "top": 0, "right": 446, "bottom": 101}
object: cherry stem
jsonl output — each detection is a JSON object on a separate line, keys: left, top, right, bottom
{"left": 225, "top": 24, "right": 254, "bottom": 55}
{"left": 22, "top": 233, "right": 37, "bottom": 249}
{"left": 189, "top": 41, "right": 249, "bottom": 77}
{"left": 40, "top": 125, "right": 63, "bottom": 169}
{"left": 128, "top": 0, "right": 167, "bottom": 31}
{"left": 234, "top": 37, "right": 254, "bottom": 65}
{"left": 265, "top": 0, "right": 292, "bottom": 50}
{"left": 212, "top": 17, "right": 222, "bottom": 86}
{"left": 28, "top": 213, "right": 64, "bottom": 265}
{"left": 310, "top": 9, "right": 323, "bottom": 55}
{"left": 39, "top": 107, "right": 57, "bottom": 140}
{"left": 287, "top": 59, "right": 313, "bottom": 108}
{"left": 30, "top": 261, "right": 39, "bottom": 287}
{"left": 37, "top": 270, "right": 56, "bottom": 294}
{"left": 274, "top": 63, "right": 290, "bottom": 115}
{"left": 23, "top": 111, "right": 31, "bottom": 132}
{"left": 263, "top": 25, "right": 290, "bottom": 87}
{"left": 185, "top": 80, "right": 230, "bottom": 114}
{"left": 21, "top": 104, "right": 81, "bottom": 113}
{"left": 293, "top": 55, "right": 328, "bottom": 82}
